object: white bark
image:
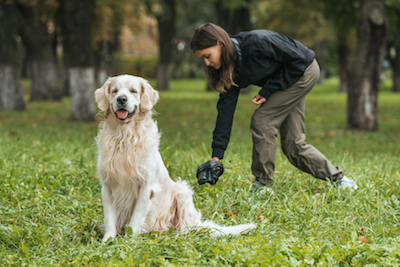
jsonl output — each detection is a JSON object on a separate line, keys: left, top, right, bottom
{"left": 29, "top": 61, "right": 60, "bottom": 101}
{"left": 69, "top": 67, "right": 95, "bottom": 121}
{"left": 0, "top": 64, "right": 25, "bottom": 110}
{"left": 156, "top": 64, "right": 171, "bottom": 90}
{"left": 96, "top": 69, "right": 108, "bottom": 87}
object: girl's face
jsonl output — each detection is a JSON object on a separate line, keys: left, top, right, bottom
{"left": 195, "top": 41, "right": 223, "bottom": 70}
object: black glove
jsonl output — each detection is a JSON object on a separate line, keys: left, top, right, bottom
{"left": 196, "top": 160, "right": 224, "bottom": 185}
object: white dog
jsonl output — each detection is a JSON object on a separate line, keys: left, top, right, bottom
{"left": 94, "top": 75, "right": 255, "bottom": 241}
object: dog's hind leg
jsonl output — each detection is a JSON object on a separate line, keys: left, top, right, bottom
{"left": 102, "top": 185, "right": 118, "bottom": 241}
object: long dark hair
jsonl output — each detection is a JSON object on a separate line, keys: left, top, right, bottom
{"left": 190, "top": 23, "right": 236, "bottom": 92}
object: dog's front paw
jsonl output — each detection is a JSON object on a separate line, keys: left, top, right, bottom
{"left": 102, "top": 231, "right": 117, "bottom": 242}
{"left": 127, "top": 224, "right": 143, "bottom": 235}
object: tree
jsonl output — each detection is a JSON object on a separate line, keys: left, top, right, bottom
{"left": 316, "top": 0, "right": 358, "bottom": 92}
{"left": 386, "top": 0, "right": 400, "bottom": 92}
{"left": 172, "top": 0, "right": 216, "bottom": 81}
{"left": 59, "top": 0, "right": 126, "bottom": 95}
{"left": 0, "top": 1, "right": 25, "bottom": 110}
{"left": 214, "top": 0, "right": 253, "bottom": 93}
{"left": 93, "top": 0, "right": 142, "bottom": 85}
{"left": 347, "top": 0, "right": 387, "bottom": 130}
{"left": 144, "top": 0, "right": 176, "bottom": 90}
{"left": 60, "top": 0, "right": 96, "bottom": 121}
{"left": 156, "top": 0, "right": 176, "bottom": 90}
{"left": 17, "top": 1, "right": 61, "bottom": 101}
{"left": 215, "top": 0, "right": 252, "bottom": 35}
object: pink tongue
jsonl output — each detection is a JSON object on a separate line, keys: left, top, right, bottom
{"left": 117, "top": 110, "right": 129, "bottom": 119}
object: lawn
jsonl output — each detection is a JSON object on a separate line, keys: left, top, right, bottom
{"left": 0, "top": 79, "right": 400, "bottom": 266}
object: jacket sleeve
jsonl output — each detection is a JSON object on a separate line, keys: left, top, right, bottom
{"left": 257, "top": 36, "right": 313, "bottom": 100}
{"left": 212, "top": 86, "right": 240, "bottom": 159}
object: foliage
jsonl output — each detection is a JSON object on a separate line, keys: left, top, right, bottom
{"left": 386, "top": 0, "right": 400, "bottom": 49}
{"left": 251, "top": 0, "right": 335, "bottom": 48}
{"left": 112, "top": 53, "right": 158, "bottom": 79}
{"left": 250, "top": 0, "right": 342, "bottom": 77}
{"left": 316, "top": 0, "right": 358, "bottom": 34}
{"left": 94, "top": 0, "right": 144, "bottom": 43}
{"left": 1, "top": 79, "right": 400, "bottom": 266}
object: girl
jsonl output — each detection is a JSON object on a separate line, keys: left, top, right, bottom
{"left": 190, "top": 22, "right": 357, "bottom": 192}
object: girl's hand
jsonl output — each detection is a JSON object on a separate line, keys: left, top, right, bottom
{"left": 252, "top": 94, "right": 266, "bottom": 105}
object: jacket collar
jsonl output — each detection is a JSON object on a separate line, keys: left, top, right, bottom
{"left": 231, "top": 37, "right": 242, "bottom": 81}
{"left": 231, "top": 38, "right": 242, "bottom": 65}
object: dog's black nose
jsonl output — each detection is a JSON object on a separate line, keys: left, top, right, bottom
{"left": 117, "top": 95, "right": 127, "bottom": 104}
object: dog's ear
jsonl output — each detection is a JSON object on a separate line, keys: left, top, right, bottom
{"left": 95, "top": 77, "right": 113, "bottom": 111}
{"left": 140, "top": 79, "right": 159, "bottom": 112}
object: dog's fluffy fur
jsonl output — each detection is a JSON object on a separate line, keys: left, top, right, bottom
{"left": 95, "top": 75, "right": 255, "bottom": 241}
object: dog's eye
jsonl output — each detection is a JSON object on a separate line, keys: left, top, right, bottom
{"left": 112, "top": 89, "right": 118, "bottom": 93}
{"left": 131, "top": 89, "right": 136, "bottom": 93}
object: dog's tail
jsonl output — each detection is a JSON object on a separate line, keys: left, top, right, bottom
{"left": 170, "top": 179, "right": 256, "bottom": 237}
{"left": 199, "top": 220, "right": 256, "bottom": 237}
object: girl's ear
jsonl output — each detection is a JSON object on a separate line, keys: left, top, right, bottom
{"left": 95, "top": 77, "right": 113, "bottom": 111}
{"left": 140, "top": 79, "right": 159, "bottom": 112}
{"left": 217, "top": 40, "right": 223, "bottom": 47}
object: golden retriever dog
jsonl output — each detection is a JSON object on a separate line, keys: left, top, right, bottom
{"left": 94, "top": 75, "right": 255, "bottom": 241}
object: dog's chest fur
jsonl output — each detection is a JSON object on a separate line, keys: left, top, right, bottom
{"left": 97, "top": 116, "right": 160, "bottom": 187}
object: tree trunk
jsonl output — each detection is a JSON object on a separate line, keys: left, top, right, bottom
{"left": 316, "top": 44, "right": 326, "bottom": 84}
{"left": 215, "top": 0, "right": 252, "bottom": 35}
{"left": 94, "top": 40, "right": 114, "bottom": 86}
{"left": 56, "top": 5, "right": 69, "bottom": 97}
{"left": 60, "top": 0, "right": 96, "bottom": 121}
{"left": 28, "top": 61, "right": 60, "bottom": 101}
{"left": 0, "top": 2, "right": 25, "bottom": 110}
{"left": 0, "top": 65, "right": 25, "bottom": 110}
{"left": 347, "top": 0, "right": 387, "bottom": 130}
{"left": 337, "top": 35, "right": 350, "bottom": 93}
{"left": 156, "top": 0, "right": 176, "bottom": 90}
{"left": 69, "top": 67, "right": 96, "bottom": 121}
{"left": 392, "top": 46, "right": 400, "bottom": 92}
{"left": 214, "top": 0, "right": 252, "bottom": 94}
{"left": 156, "top": 64, "right": 171, "bottom": 90}
{"left": 94, "top": 54, "right": 108, "bottom": 87}
{"left": 18, "top": 4, "right": 60, "bottom": 101}
{"left": 61, "top": 46, "right": 70, "bottom": 96}
{"left": 388, "top": 10, "right": 400, "bottom": 93}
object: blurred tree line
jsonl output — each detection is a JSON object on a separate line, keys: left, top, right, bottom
{"left": 0, "top": 0, "right": 397, "bottom": 130}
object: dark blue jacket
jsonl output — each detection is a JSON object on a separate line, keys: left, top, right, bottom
{"left": 212, "top": 29, "right": 315, "bottom": 159}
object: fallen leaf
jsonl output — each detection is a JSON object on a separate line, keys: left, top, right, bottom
{"left": 358, "top": 236, "right": 367, "bottom": 244}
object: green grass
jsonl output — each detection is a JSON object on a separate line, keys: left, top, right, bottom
{"left": 1, "top": 78, "right": 400, "bottom": 266}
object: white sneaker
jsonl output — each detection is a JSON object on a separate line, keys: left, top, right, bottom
{"left": 252, "top": 181, "right": 274, "bottom": 194}
{"left": 336, "top": 176, "right": 358, "bottom": 190}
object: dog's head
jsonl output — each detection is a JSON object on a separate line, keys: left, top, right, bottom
{"left": 95, "top": 75, "right": 159, "bottom": 123}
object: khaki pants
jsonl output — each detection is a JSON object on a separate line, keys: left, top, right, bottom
{"left": 250, "top": 59, "right": 345, "bottom": 185}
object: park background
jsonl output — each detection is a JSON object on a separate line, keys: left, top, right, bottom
{"left": 1, "top": 0, "right": 400, "bottom": 266}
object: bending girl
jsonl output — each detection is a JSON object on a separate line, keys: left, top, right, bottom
{"left": 190, "top": 22, "right": 357, "bottom": 192}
